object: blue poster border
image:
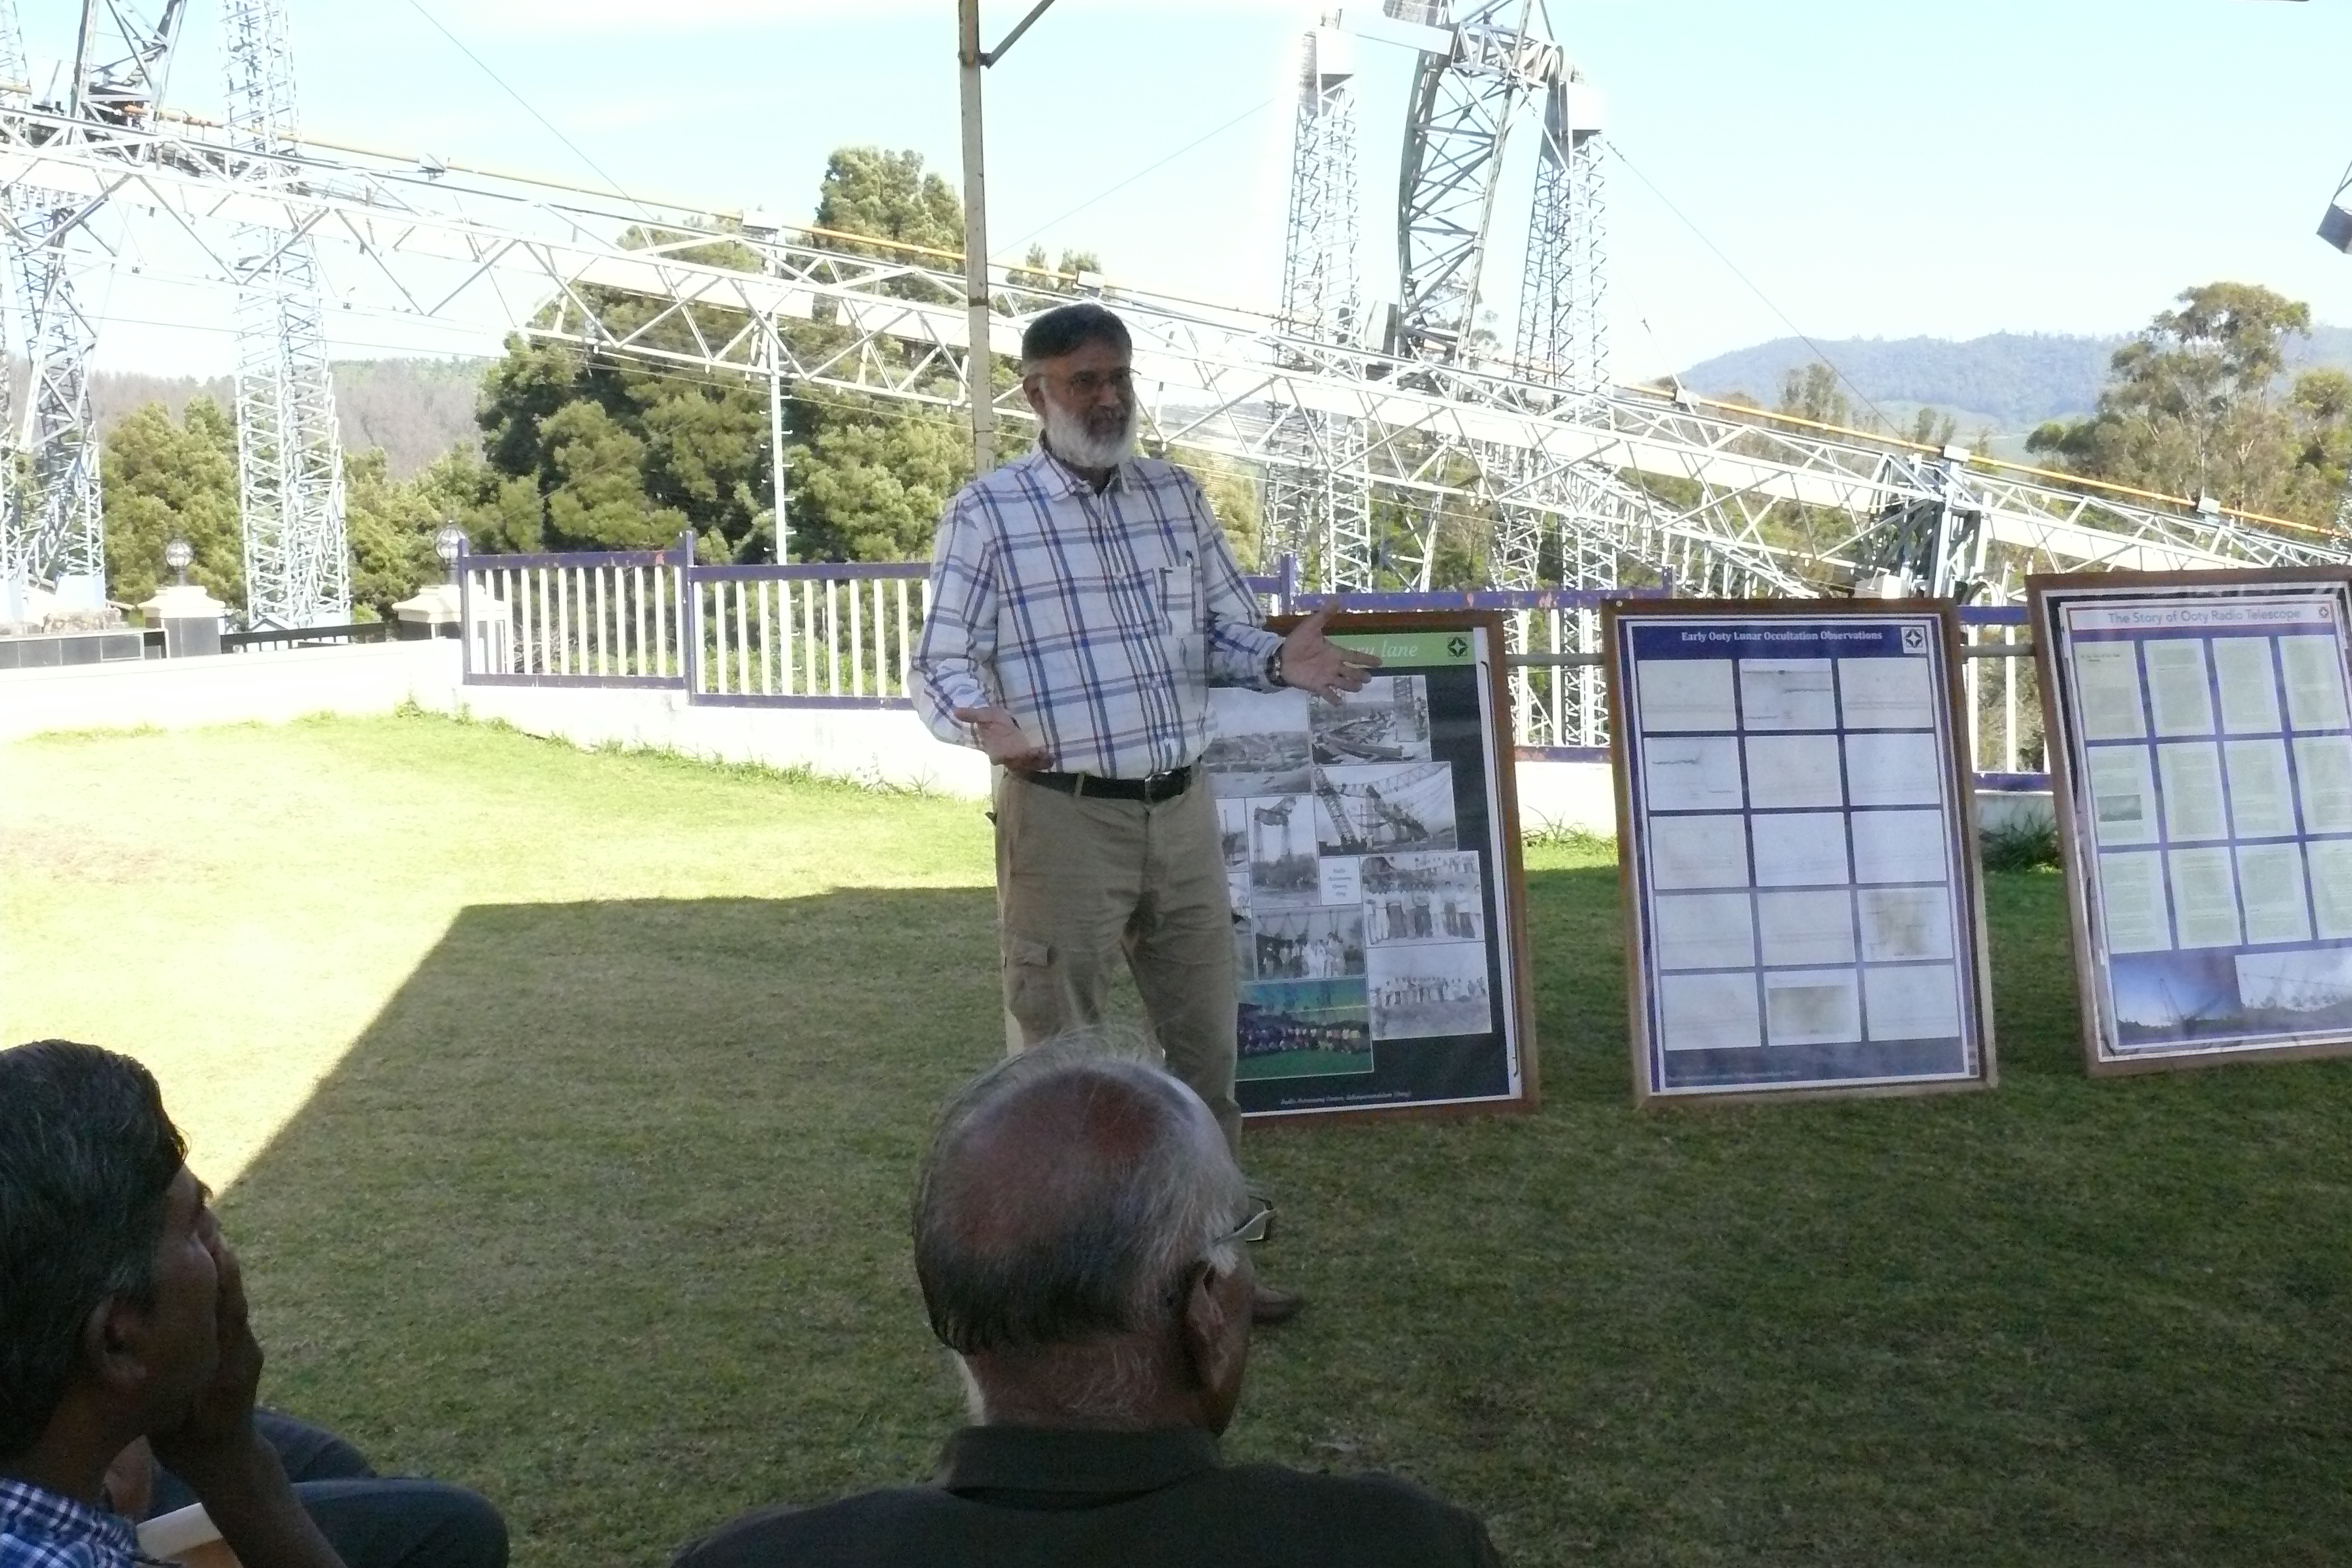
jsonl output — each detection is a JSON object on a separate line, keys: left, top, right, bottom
{"left": 2030, "top": 568, "right": 2352, "bottom": 1075}
{"left": 1604, "top": 597, "right": 1999, "bottom": 1105}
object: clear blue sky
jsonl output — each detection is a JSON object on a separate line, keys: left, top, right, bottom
{"left": 46, "top": 0, "right": 2352, "bottom": 387}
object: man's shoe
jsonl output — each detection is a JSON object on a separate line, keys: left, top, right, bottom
{"left": 1250, "top": 1282, "right": 1306, "bottom": 1327}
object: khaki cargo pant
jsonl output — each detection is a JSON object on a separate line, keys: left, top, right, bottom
{"left": 993, "top": 767, "right": 1242, "bottom": 1155}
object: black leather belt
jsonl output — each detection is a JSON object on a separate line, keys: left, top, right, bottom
{"left": 1017, "top": 765, "right": 1194, "bottom": 804}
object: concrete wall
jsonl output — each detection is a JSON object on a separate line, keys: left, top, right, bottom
{"left": 0, "top": 640, "right": 463, "bottom": 745}
{"left": 1, "top": 647, "right": 2036, "bottom": 839}
{"left": 432, "top": 683, "right": 994, "bottom": 798}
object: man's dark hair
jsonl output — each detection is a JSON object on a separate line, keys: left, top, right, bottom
{"left": 0, "top": 1041, "right": 187, "bottom": 1460}
{"left": 1020, "top": 302, "right": 1130, "bottom": 371}
{"left": 913, "top": 1036, "right": 1245, "bottom": 1358}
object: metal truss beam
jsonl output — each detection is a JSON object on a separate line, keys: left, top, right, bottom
{"left": 0, "top": 105, "right": 2344, "bottom": 604}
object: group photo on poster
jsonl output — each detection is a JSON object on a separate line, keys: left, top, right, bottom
{"left": 1204, "top": 617, "right": 1533, "bottom": 1120}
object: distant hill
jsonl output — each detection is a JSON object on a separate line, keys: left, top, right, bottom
{"left": 1676, "top": 328, "right": 2352, "bottom": 434}
{"left": 88, "top": 356, "right": 488, "bottom": 480}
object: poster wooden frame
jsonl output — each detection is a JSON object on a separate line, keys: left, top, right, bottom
{"left": 1230, "top": 610, "right": 1540, "bottom": 1128}
{"left": 2029, "top": 566, "right": 2352, "bottom": 1076}
{"left": 1603, "top": 595, "right": 1999, "bottom": 1107}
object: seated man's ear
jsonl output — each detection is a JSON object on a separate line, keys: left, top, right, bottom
{"left": 1175, "top": 1259, "right": 1249, "bottom": 1393}
{"left": 82, "top": 1296, "right": 155, "bottom": 1399}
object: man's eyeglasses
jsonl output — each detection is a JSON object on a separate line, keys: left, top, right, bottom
{"left": 1045, "top": 367, "right": 1134, "bottom": 399}
{"left": 1217, "top": 1197, "right": 1276, "bottom": 1248}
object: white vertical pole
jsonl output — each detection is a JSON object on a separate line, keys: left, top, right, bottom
{"left": 958, "top": 0, "right": 996, "bottom": 476}
{"left": 768, "top": 320, "right": 791, "bottom": 561}
{"left": 2004, "top": 624, "right": 2019, "bottom": 774}
{"left": 826, "top": 579, "right": 841, "bottom": 696}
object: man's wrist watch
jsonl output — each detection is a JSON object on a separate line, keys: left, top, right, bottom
{"left": 1264, "top": 648, "right": 1286, "bottom": 689}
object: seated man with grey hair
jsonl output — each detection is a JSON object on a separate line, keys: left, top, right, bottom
{"left": 672, "top": 1037, "right": 1501, "bottom": 1566}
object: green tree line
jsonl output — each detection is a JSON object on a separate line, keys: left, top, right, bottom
{"left": 103, "top": 162, "right": 2352, "bottom": 621}
{"left": 100, "top": 144, "right": 1262, "bottom": 619}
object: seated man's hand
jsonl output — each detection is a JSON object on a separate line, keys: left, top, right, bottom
{"left": 145, "top": 1227, "right": 350, "bottom": 1568}
{"left": 146, "top": 1222, "right": 265, "bottom": 1490}
{"left": 103, "top": 1438, "right": 155, "bottom": 1520}
{"left": 954, "top": 705, "right": 1051, "bottom": 769}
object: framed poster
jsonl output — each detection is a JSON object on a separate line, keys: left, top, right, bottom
{"left": 2031, "top": 569, "right": 2352, "bottom": 1073}
{"left": 1203, "top": 612, "right": 1537, "bottom": 1123}
{"left": 1604, "top": 599, "right": 1998, "bottom": 1103}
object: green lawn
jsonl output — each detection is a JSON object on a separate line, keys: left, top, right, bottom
{"left": 7, "top": 713, "right": 2352, "bottom": 1568}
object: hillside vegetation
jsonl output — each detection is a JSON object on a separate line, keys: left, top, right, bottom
{"left": 1680, "top": 323, "right": 2352, "bottom": 433}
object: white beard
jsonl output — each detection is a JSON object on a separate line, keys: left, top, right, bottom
{"left": 1041, "top": 396, "right": 1139, "bottom": 470}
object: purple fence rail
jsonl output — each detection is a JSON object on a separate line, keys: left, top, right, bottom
{"left": 453, "top": 546, "right": 2050, "bottom": 787}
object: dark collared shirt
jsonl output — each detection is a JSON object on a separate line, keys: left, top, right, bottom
{"left": 672, "top": 1426, "right": 1503, "bottom": 1567}
{"left": 0, "top": 1477, "right": 137, "bottom": 1568}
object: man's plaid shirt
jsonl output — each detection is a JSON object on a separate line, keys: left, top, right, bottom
{"left": 913, "top": 444, "right": 1283, "bottom": 779}
{"left": 0, "top": 1477, "right": 138, "bottom": 1568}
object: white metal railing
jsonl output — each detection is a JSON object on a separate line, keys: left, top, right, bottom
{"left": 687, "top": 564, "right": 930, "bottom": 704}
{"left": 459, "top": 545, "right": 689, "bottom": 684}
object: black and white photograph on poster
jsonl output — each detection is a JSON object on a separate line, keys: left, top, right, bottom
{"left": 1368, "top": 939, "right": 1494, "bottom": 1040}
{"left": 1362, "top": 851, "right": 1488, "bottom": 945}
{"left": 1215, "top": 796, "right": 1252, "bottom": 909}
{"left": 1313, "top": 762, "right": 1458, "bottom": 855}
{"left": 1243, "top": 905, "right": 1366, "bottom": 981}
{"left": 1203, "top": 687, "right": 1314, "bottom": 794}
{"left": 1311, "top": 675, "right": 1433, "bottom": 763}
{"left": 1243, "top": 794, "right": 1319, "bottom": 908}
{"left": 1237, "top": 978, "right": 1373, "bottom": 1081}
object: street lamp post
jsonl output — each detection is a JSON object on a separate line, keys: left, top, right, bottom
{"left": 956, "top": 0, "right": 1062, "bottom": 478}
{"left": 434, "top": 523, "right": 467, "bottom": 583}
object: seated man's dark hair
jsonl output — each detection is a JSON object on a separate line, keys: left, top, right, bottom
{"left": 1019, "top": 302, "right": 1130, "bottom": 371}
{"left": 912, "top": 1035, "right": 1245, "bottom": 1358}
{"left": 0, "top": 1040, "right": 188, "bottom": 1460}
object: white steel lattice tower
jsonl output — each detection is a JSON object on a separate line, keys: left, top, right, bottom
{"left": 11, "top": 187, "right": 104, "bottom": 599}
{"left": 0, "top": 0, "right": 26, "bottom": 593}
{"left": 1267, "top": 18, "right": 1373, "bottom": 590}
{"left": 1515, "top": 72, "right": 1606, "bottom": 395}
{"left": 1497, "top": 71, "right": 1617, "bottom": 742}
{"left": 0, "top": 0, "right": 188, "bottom": 604}
{"left": 0, "top": 0, "right": 111, "bottom": 604}
{"left": 223, "top": 0, "right": 347, "bottom": 628}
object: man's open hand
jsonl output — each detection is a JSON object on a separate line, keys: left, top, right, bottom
{"left": 1280, "top": 608, "right": 1381, "bottom": 701}
{"left": 954, "top": 705, "right": 1051, "bottom": 769}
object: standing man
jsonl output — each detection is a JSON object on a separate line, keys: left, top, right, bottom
{"left": 913, "top": 302, "right": 1377, "bottom": 1327}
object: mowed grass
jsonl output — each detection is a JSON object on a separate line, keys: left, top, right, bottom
{"left": 5, "top": 713, "right": 2352, "bottom": 1568}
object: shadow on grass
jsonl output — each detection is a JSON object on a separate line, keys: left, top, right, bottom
{"left": 220, "top": 890, "right": 1004, "bottom": 1568}
{"left": 219, "top": 870, "right": 2352, "bottom": 1568}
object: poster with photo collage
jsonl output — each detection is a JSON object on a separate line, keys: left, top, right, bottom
{"left": 1204, "top": 615, "right": 1536, "bottom": 1122}
{"left": 1605, "top": 599, "right": 1998, "bottom": 1103}
{"left": 2033, "top": 570, "right": 2352, "bottom": 1073}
